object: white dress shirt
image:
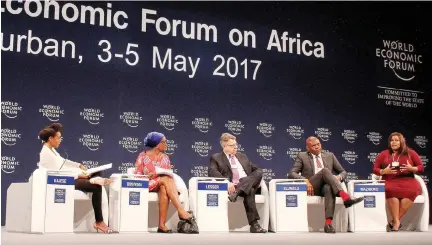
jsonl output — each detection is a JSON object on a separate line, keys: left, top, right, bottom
{"left": 38, "top": 145, "right": 80, "bottom": 170}
{"left": 225, "top": 153, "right": 248, "bottom": 179}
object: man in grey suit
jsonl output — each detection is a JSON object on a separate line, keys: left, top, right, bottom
{"left": 288, "top": 136, "right": 364, "bottom": 233}
{"left": 208, "top": 133, "right": 267, "bottom": 233}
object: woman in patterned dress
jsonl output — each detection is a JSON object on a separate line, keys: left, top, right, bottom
{"left": 134, "top": 132, "right": 192, "bottom": 233}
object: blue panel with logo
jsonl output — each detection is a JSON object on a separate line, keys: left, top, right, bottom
{"left": 276, "top": 184, "right": 307, "bottom": 192}
{"left": 129, "top": 191, "right": 140, "bottom": 205}
{"left": 363, "top": 195, "right": 376, "bottom": 208}
{"left": 198, "top": 183, "right": 228, "bottom": 191}
{"left": 286, "top": 195, "right": 298, "bottom": 207}
{"left": 354, "top": 185, "right": 385, "bottom": 192}
{"left": 207, "top": 194, "right": 219, "bottom": 207}
{"left": 122, "top": 179, "right": 149, "bottom": 189}
{"left": 47, "top": 176, "right": 74, "bottom": 185}
{"left": 54, "top": 188, "right": 66, "bottom": 203}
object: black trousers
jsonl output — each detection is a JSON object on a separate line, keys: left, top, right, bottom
{"left": 74, "top": 171, "right": 104, "bottom": 222}
{"left": 308, "top": 168, "right": 343, "bottom": 219}
{"left": 235, "top": 170, "right": 263, "bottom": 225}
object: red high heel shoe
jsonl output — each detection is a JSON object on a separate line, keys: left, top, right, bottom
{"left": 93, "top": 222, "right": 113, "bottom": 234}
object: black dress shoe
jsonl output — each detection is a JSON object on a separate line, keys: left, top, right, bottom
{"left": 250, "top": 221, "right": 267, "bottom": 233}
{"left": 228, "top": 192, "right": 239, "bottom": 202}
{"left": 343, "top": 196, "right": 364, "bottom": 208}
{"left": 157, "top": 228, "right": 172, "bottom": 233}
{"left": 324, "top": 224, "right": 336, "bottom": 233}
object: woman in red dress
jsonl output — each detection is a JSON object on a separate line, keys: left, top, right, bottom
{"left": 373, "top": 132, "right": 425, "bottom": 232}
{"left": 134, "top": 132, "right": 193, "bottom": 233}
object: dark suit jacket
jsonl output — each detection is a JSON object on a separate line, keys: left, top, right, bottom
{"left": 288, "top": 151, "right": 347, "bottom": 180}
{"left": 208, "top": 152, "right": 262, "bottom": 182}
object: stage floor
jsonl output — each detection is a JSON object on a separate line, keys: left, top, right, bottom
{"left": 2, "top": 226, "right": 432, "bottom": 245}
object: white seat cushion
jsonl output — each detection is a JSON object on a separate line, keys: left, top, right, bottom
{"left": 307, "top": 196, "right": 344, "bottom": 204}
{"left": 74, "top": 190, "right": 91, "bottom": 200}
{"left": 414, "top": 195, "right": 425, "bottom": 203}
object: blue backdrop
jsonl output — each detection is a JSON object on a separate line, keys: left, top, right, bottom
{"left": 1, "top": 1, "right": 431, "bottom": 225}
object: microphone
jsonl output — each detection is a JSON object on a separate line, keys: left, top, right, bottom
{"left": 59, "top": 149, "right": 69, "bottom": 170}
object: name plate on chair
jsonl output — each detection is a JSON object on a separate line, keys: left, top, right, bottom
{"left": 276, "top": 184, "right": 307, "bottom": 192}
{"left": 47, "top": 175, "right": 74, "bottom": 185}
{"left": 121, "top": 179, "right": 149, "bottom": 188}
{"left": 197, "top": 183, "right": 228, "bottom": 191}
{"left": 353, "top": 185, "right": 385, "bottom": 192}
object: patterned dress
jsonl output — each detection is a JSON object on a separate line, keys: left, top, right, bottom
{"left": 134, "top": 151, "right": 172, "bottom": 192}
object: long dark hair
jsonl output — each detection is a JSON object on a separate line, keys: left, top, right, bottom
{"left": 387, "top": 132, "right": 409, "bottom": 156}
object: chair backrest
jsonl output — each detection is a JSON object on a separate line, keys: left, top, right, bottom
{"left": 127, "top": 167, "right": 135, "bottom": 175}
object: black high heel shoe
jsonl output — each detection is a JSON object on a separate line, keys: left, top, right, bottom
{"left": 157, "top": 228, "right": 173, "bottom": 233}
{"left": 387, "top": 221, "right": 402, "bottom": 232}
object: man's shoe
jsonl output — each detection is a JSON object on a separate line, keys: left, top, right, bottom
{"left": 228, "top": 192, "right": 239, "bottom": 202}
{"left": 250, "top": 221, "right": 267, "bottom": 233}
{"left": 324, "top": 224, "right": 336, "bottom": 233}
{"left": 344, "top": 196, "right": 364, "bottom": 208}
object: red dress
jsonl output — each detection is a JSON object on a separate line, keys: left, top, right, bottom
{"left": 134, "top": 151, "right": 172, "bottom": 192}
{"left": 373, "top": 149, "right": 424, "bottom": 201}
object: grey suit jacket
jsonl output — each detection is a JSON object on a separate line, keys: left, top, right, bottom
{"left": 288, "top": 151, "right": 347, "bottom": 180}
{"left": 208, "top": 152, "right": 262, "bottom": 182}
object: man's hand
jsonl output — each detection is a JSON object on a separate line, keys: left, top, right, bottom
{"left": 335, "top": 175, "right": 341, "bottom": 182}
{"left": 228, "top": 182, "right": 236, "bottom": 195}
{"left": 305, "top": 179, "right": 314, "bottom": 196}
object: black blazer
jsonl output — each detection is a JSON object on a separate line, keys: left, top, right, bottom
{"left": 208, "top": 152, "right": 262, "bottom": 182}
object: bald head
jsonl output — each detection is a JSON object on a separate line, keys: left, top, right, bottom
{"left": 306, "top": 136, "right": 322, "bottom": 155}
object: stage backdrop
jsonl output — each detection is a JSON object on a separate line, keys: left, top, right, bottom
{"left": 1, "top": 1, "right": 431, "bottom": 225}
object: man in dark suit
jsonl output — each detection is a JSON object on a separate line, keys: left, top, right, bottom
{"left": 288, "top": 136, "right": 364, "bottom": 233}
{"left": 208, "top": 133, "right": 267, "bottom": 233}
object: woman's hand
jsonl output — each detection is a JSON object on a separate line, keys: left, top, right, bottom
{"left": 381, "top": 164, "right": 397, "bottom": 175}
{"left": 79, "top": 164, "right": 88, "bottom": 171}
{"left": 78, "top": 172, "right": 91, "bottom": 179}
{"left": 147, "top": 172, "right": 156, "bottom": 179}
{"left": 400, "top": 160, "right": 417, "bottom": 173}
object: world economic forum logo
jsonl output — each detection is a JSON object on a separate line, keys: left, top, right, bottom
{"left": 119, "top": 137, "right": 142, "bottom": 153}
{"left": 287, "top": 148, "right": 302, "bottom": 160}
{"left": 262, "top": 168, "right": 275, "bottom": 182}
{"left": 342, "top": 129, "right": 357, "bottom": 143}
{"left": 376, "top": 40, "right": 423, "bottom": 81}
{"left": 257, "top": 122, "right": 275, "bottom": 138}
{"left": 225, "top": 120, "right": 244, "bottom": 135}
{"left": 367, "top": 132, "right": 382, "bottom": 145}
{"left": 1, "top": 156, "right": 20, "bottom": 174}
{"left": 287, "top": 125, "right": 304, "bottom": 140}
{"left": 342, "top": 151, "right": 358, "bottom": 164}
{"left": 315, "top": 127, "right": 332, "bottom": 141}
{"left": 414, "top": 136, "right": 427, "bottom": 149}
{"left": 120, "top": 112, "right": 142, "bottom": 128}
{"left": 192, "top": 117, "right": 212, "bottom": 133}
{"left": 1, "top": 128, "right": 21, "bottom": 146}
{"left": 165, "top": 139, "right": 178, "bottom": 155}
{"left": 157, "top": 114, "right": 178, "bottom": 131}
{"left": 80, "top": 108, "right": 104, "bottom": 125}
{"left": 1, "top": 101, "right": 22, "bottom": 119}
{"left": 39, "top": 105, "right": 64, "bottom": 121}
{"left": 119, "top": 162, "right": 135, "bottom": 174}
{"left": 257, "top": 145, "right": 275, "bottom": 160}
{"left": 191, "top": 165, "right": 209, "bottom": 177}
{"left": 79, "top": 134, "right": 103, "bottom": 151}
{"left": 192, "top": 141, "right": 212, "bottom": 157}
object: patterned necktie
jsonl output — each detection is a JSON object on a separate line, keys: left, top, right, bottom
{"left": 316, "top": 155, "right": 323, "bottom": 168}
{"left": 229, "top": 155, "right": 240, "bottom": 184}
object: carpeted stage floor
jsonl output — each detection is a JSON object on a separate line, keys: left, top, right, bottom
{"left": 2, "top": 226, "right": 432, "bottom": 245}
